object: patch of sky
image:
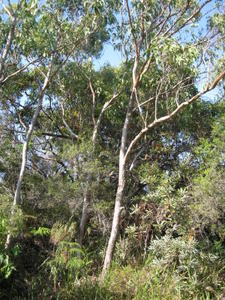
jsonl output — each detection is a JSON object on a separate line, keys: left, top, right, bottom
{"left": 93, "top": 43, "right": 122, "bottom": 70}
{"left": 93, "top": 0, "right": 223, "bottom": 102}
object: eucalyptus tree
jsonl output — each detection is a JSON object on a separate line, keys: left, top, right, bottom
{"left": 0, "top": 0, "right": 23, "bottom": 84}
{"left": 1, "top": 0, "right": 117, "bottom": 247}
{"left": 32, "top": 0, "right": 121, "bottom": 245}
{"left": 39, "top": 61, "right": 123, "bottom": 245}
{"left": 102, "top": 0, "right": 225, "bottom": 275}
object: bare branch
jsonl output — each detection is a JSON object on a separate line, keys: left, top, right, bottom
{"left": 11, "top": 103, "right": 27, "bottom": 130}
{"left": 134, "top": 88, "right": 145, "bottom": 126}
{"left": 154, "top": 4, "right": 172, "bottom": 37}
{"left": 124, "top": 69, "right": 225, "bottom": 164}
{"left": 89, "top": 77, "right": 96, "bottom": 127}
{"left": 1, "top": 59, "right": 38, "bottom": 84}
{"left": 133, "top": 75, "right": 194, "bottom": 112}
{"left": 125, "top": 0, "right": 139, "bottom": 57}
{"left": 175, "top": 87, "right": 180, "bottom": 108}
{"left": 13, "top": 54, "right": 54, "bottom": 206}
{"left": 154, "top": 69, "right": 165, "bottom": 121}
{"left": 167, "top": 0, "right": 212, "bottom": 38}
{"left": 0, "top": 0, "right": 21, "bottom": 79}
{"left": 92, "top": 90, "right": 122, "bottom": 143}
{"left": 129, "top": 145, "right": 145, "bottom": 171}
{"left": 61, "top": 98, "right": 79, "bottom": 140}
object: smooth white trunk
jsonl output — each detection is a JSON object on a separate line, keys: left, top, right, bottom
{"left": 5, "top": 66, "right": 52, "bottom": 248}
{"left": 102, "top": 88, "right": 135, "bottom": 276}
{"left": 102, "top": 52, "right": 139, "bottom": 276}
{"left": 102, "top": 174, "right": 125, "bottom": 275}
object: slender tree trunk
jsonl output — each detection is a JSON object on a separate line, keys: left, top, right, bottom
{"left": 13, "top": 128, "right": 33, "bottom": 205}
{"left": 0, "top": 16, "right": 16, "bottom": 80}
{"left": 5, "top": 64, "right": 52, "bottom": 248}
{"left": 78, "top": 81, "right": 122, "bottom": 246}
{"left": 102, "top": 51, "right": 139, "bottom": 276}
{"left": 79, "top": 154, "right": 94, "bottom": 245}
{"left": 13, "top": 76, "right": 51, "bottom": 205}
{"left": 79, "top": 111, "right": 99, "bottom": 245}
{"left": 0, "top": 1, "right": 22, "bottom": 82}
{"left": 5, "top": 109, "right": 43, "bottom": 248}
{"left": 102, "top": 89, "right": 135, "bottom": 276}
{"left": 102, "top": 165, "right": 125, "bottom": 275}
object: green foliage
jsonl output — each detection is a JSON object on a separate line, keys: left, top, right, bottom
{"left": 0, "top": 244, "right": 19, "bottom": 282}
{"left": 0, "top": 194, "right": 22, "bottom": 282}
{"left": 46, "top": 241, "right": 91, "bottom": 289}
{"left": 0, "top": 253, "right": 15, "bottom": 281}
{"left": 31, "top": 226, "right": 51, "bottom": 237}
{"left": 102, "top": 236, "right": 225, "bottom": 299}
{"left": 50, "top": 222, "right": 77, "bottom": 245}
{"left": 187, "top": 112, "right": 225, "bottom": 242}
{"left": 0, "top": 194, "right": 24, "bottom": 243}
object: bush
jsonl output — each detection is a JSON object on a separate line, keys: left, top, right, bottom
{"left": 101, "top": 236, "right": 225, "bottom": 300}
{"left": 0, "top": 194, "right": 22, "bottom": 283}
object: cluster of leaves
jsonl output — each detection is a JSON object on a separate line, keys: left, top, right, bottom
{"left": 100, "top": 237, "right": 224, "bottom": 300}
{"left": 0, "top": 194, "right": 22, "bottom": 285}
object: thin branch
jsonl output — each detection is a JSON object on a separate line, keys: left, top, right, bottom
{"left": 154, "top": 67, "right": 165, "bottom": 121}
{"left": 129, "top": 145, "right": 145, "bottom": 171}
{"left": 0, "top": 0, "right": 21, "bottom": 78}
{"left": 202, "top": 41, "right": 212, "bottom": 89}
{"left": 148, "top": 0, "right": 172, "bottom": 33}
{"left": 125, "top": 0, "right": 139, "bottom": 57}
{"left": 175, "top": 88, "right": 180, "bottom": 108}
{"left": 40, "top": 132, "right": 71, "bottom": 139}
{"left": 47, "top": 140, "right": 74, "bottom": 182}
{"left": 124, "top": 68, "right": 225, "bottom": 164}
{"left": 139, "top": 56, "right": 154, "bottom": 82}
{"left": 1, "top": 59, "right": 38, "bottom": 84}
{"left": 89, "top": 77, "right": 96, "bottom": 127}
{"left": 13, "top": 105, "right": 27, "bottom": 130}
{"left": 1, "top": 128, "right": 71, "bottom": 139}
{"left": 134, "top": 88, "right": 145, "bottom": 126}
{"left": 154, "top": 4, "right": 172, "bottom": 37}
{"left": 133, "top": 75, "right": 193, "bottom": 112}
{"left": 61, "top": 98, "right": 79, "bottom": 140}
{"left": 167, "top": 0, "right": 212, "bottom": 38}
{"left": 92, "top": 89, "right": 122, "bottom": 143}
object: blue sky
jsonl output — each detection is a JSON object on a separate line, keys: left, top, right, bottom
{"left": 1, "top": 0, "right": 223, "bottom": 102}
{"left": 94, "top": 43, "right": 121, "bottom": 70}
{"left": 94, "top": 0, "right": 223, "bottom": 101}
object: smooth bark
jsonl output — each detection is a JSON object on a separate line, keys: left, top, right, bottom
{"left": 102, "top": 88, "right": 136, "bottom": 275}
{"left": 5, "top": 61, "right": 53, "bottom": 248}
{"left": 102, "top": 68, "right": 225, "bottom": 277}
{"left": 13, "top": 67, "right": 52, "bottom": 205}
{"left": 0, "top": 1, "right": 21, "bottom": 82}
{"left": 79, "top": 84, "right": 121, "bottom": 245}
{"left": 102, "top": 33, "right": 139, "bottom": 273}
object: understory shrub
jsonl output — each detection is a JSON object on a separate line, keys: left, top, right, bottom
{"left": 102, "top": 236, "right": 225, "bottom": 300}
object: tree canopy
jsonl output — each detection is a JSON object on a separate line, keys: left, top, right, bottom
{"left": 0, "top": 0, "right": 225, "bottom": 299}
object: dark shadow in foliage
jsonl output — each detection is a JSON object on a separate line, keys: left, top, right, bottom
{"left": 55, "top": 281, "right": 128, "bottom": 300}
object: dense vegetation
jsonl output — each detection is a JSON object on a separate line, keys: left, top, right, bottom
{"left": 0, "top": 0, "right": 225, "bottom": 299}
